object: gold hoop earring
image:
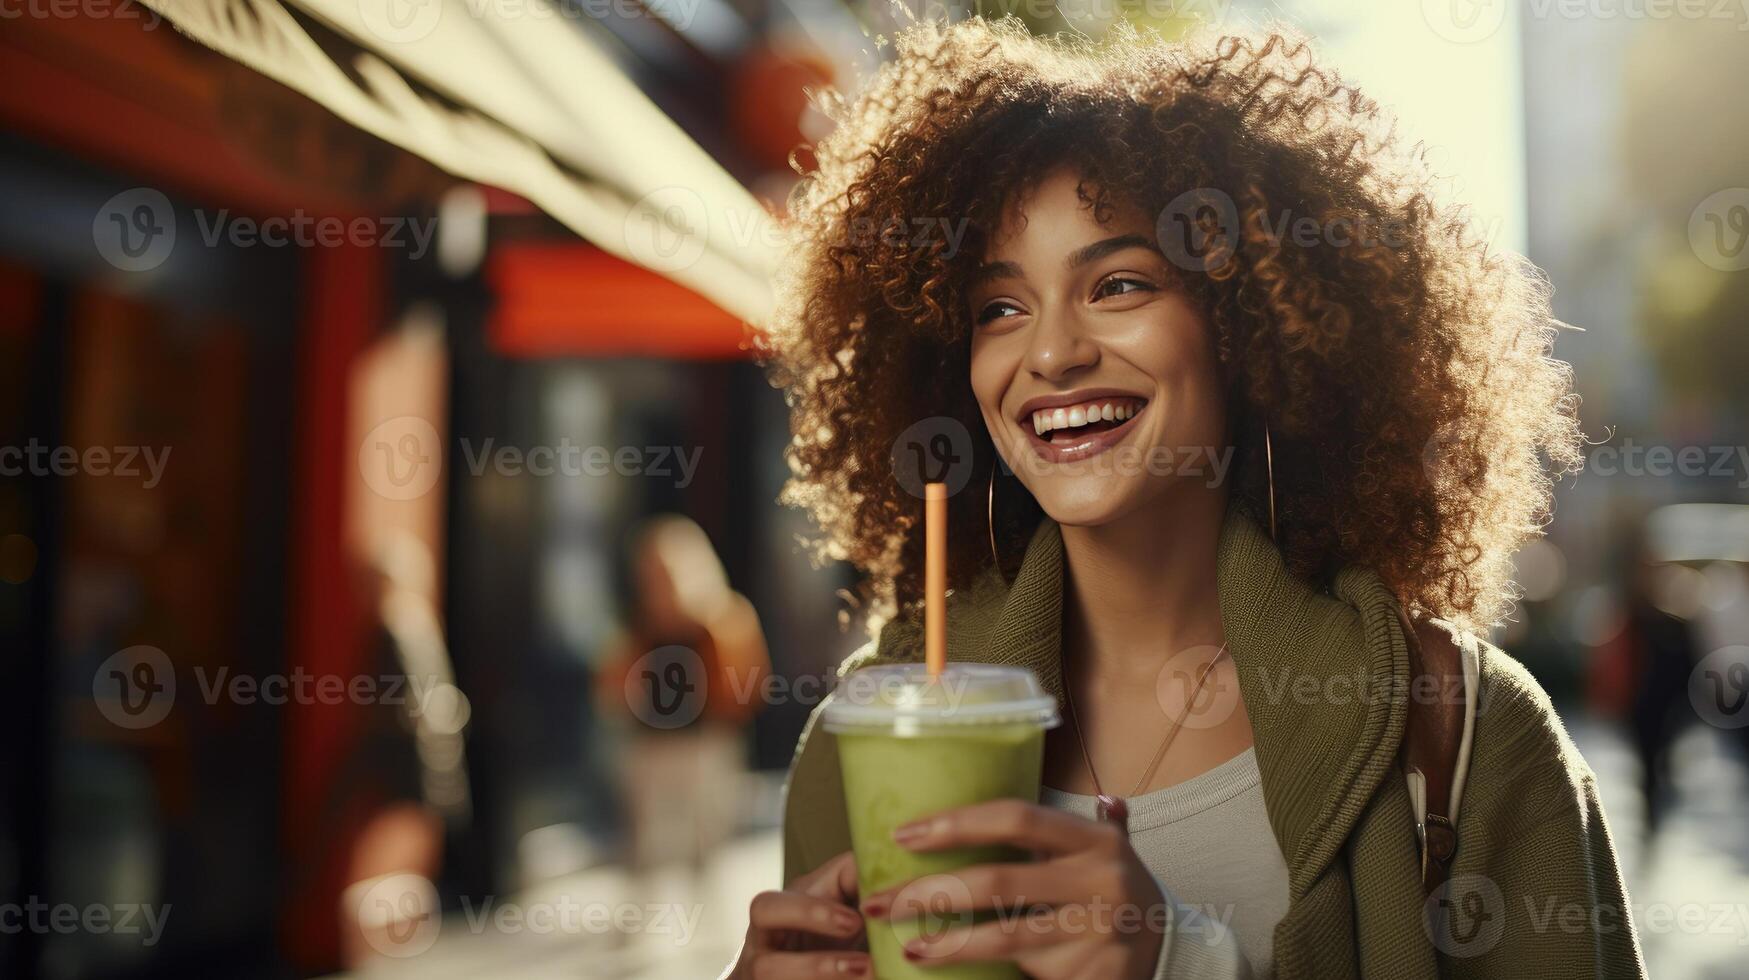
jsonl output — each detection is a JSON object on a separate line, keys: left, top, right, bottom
{"left": 987, "top": 464, "right": 1001, "bottom": 571}
{"left": 1264, "top": 423, "right": 1278, "bottom": 543}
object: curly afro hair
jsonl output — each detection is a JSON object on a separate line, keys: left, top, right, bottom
{"left": 762, "top": 17, "right": 1582, "bottom": 634}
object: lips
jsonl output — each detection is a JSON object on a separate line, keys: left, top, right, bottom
{"left": 1014, "top": 389, "right": 1149, "bottom": 463}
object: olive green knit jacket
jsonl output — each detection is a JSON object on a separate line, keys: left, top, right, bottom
{"left": 781, "top": 509, "right": 1646, "bottom": 979}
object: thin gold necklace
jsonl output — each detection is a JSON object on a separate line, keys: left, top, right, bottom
{"left": 1062, "top": 643, "right": 1229, "bottom": 830}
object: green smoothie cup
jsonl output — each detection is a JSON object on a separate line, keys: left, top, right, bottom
{"left": 824, "top": 663, "right": 1061, "bottom": 980}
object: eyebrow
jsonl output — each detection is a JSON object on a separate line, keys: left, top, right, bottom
{"left": 1067, "top": 234, "right": 1158, "bottom": 269}
{"left": 969, "top": 234, "right": 1160, "bottom": 286}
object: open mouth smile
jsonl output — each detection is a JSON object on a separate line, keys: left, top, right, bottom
{"left": 1016, "top": 391, "right": 1149, "bottom": 463}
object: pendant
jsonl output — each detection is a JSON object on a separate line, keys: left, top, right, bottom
{"left": 1095, "top": 794, "right": 1129, "bottom": 832}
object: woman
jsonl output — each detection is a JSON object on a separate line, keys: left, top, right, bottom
{"left": 598, "top": 515, "right": 770, "bottom": 871}
{"left": 732, "top": 18, "right": 1642, "bottom": 980}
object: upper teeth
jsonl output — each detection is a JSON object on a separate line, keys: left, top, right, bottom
{"left": 1032, "top": 401, "right": 1137, "bottom": 436}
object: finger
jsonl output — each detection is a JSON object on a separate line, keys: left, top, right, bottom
{"left": 748, "top": 890, "right": 864, "bottom": 948}
{"left": 798, "top": 850, "right": 859, "bottom": 906}
{"left": 750, "top": 950, "right": 872, "bottom": 979}
{"left": 899, "top": 906, "right": 1095, "bottom": 966}
{"left": 867, "top": 858, "right": 1121, "bottom": 920}
{"left": 893, "top": 800, "right": 1120, "bottom": 856}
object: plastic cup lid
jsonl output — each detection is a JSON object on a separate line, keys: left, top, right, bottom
{"left": 822, "top": 662, "right": 1061, "bottom": 733}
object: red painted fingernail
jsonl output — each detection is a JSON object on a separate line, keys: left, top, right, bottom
{"left": 902, "top": 942, "right": 924, "bottom": 962}
{"left": 861, "top": 897, "right": 888, "bottom": 918}
{"left": 893, "top": 822, "right": 926, "bottom": 845}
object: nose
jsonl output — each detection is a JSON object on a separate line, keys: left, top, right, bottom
{"left": 1022, "top": 309, "right": 1099, "bottom": 382}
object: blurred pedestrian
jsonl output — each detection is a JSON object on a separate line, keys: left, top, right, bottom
{"left": 1614, "top": 542, "right": 1701, "bottom": 840}
{"left": 598, "top": 515, "right": 770, "bottom": 873}
{"left": 314, "top": 531, "right": 469, "bottom": 968}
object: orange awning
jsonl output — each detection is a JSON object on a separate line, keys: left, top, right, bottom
{"left": 486, "top": 243, "right": 762, "bottom": 360}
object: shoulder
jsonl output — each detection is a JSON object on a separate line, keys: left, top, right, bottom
{"left": 1463, "top": 636, "right": 1599, "bottom": 820}
{"left": 1473, "top": 638, "right": 1590, "bottom": 772}
{"left": 1437, "top": 636, "right": 1645, "bottom": 973}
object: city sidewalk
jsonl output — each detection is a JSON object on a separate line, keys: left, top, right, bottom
{"left": 1569, "top": 717, "right": 1749, "bottom": 980}
{"left": 339, "top": 831, "right": 779, "bottom": 980}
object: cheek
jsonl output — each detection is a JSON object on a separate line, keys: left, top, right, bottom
{"left": 1119, "top": 314, "right": 1224, "bottom": 437}
{"left": 1155, "top": 335, "right": 1217, "bottom": 394}
{"left": 967, "top": 334, "right": 1014, "bottom": 425}
{"left": 1165, "top": 337, "right": 1226, "bottom": 443}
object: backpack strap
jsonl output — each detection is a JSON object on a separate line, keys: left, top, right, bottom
{"left": 1397, "top": 606, "right": 1478, "bottom": 894}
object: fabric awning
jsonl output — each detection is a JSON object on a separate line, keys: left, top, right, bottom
{"left": 140, "top": 0, "right": 780, "bottom": 327}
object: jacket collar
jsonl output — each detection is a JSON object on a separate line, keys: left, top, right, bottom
{"left": 949, "top": 507, "right": 1411, "bottom": 898}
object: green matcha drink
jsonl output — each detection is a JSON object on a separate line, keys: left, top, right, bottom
{"left": 824, "top": 664, "right": 1060, "bottom": 980}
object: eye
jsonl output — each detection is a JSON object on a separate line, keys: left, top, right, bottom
{"left": 975, "top": 300, "right": 1025, "bottom": 326}
{"left": 1093, "top": 275, "right": 1155, "bottom": 300}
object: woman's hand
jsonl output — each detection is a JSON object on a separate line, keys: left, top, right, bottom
{"left": 859, "top": 801, "right": 1167, "bottom": 980}
{"left": 728, "top": 850, "right": 870, "bottom": 979}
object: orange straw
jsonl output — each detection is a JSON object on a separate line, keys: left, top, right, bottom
{"left": 925, "top": 482, "right": 947, "bottom": 676}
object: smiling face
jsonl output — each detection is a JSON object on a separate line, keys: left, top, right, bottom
{"left": 968, "top": 168, "right": 1228, "bottom": 528}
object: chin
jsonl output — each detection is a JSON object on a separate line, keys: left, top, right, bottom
{"left": 1018, "top": 472, "right": 1156, "bottom": 529}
